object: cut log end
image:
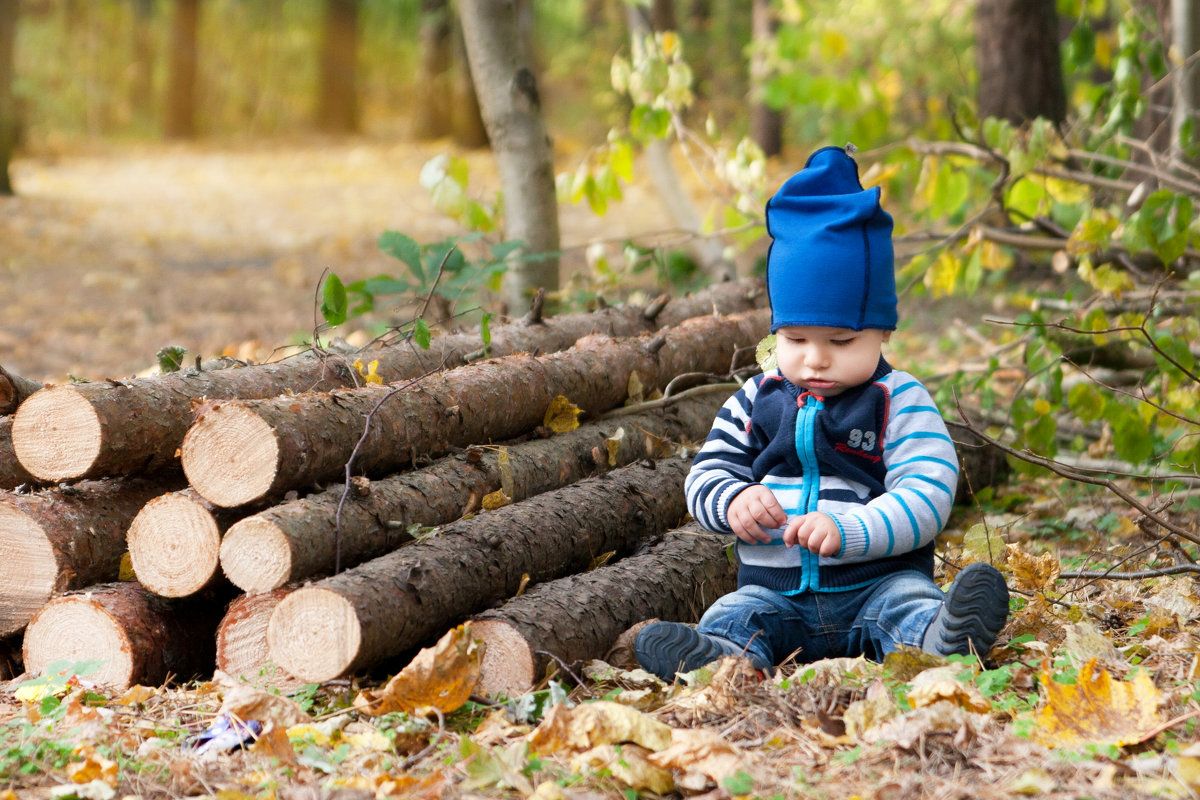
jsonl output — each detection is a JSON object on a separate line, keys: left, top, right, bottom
{"left": 23, "top": 596, "right": 134, "bottom": 690}
{"left": 216, "top": 589, "right": 305, "bottom": 691}
{"left": 267, "top": 587, "right": 362, "bottom": 683}
{"left": 11, "top": 387, "right": 103, "bottom": 481}
{"left": 127, "top": 493, "right": 222, "bottom": 597}
{"left": 0, "top": 503, "right": 58, "bottom": 636}
{"left": 472, "top": 618, "right": 537, "bottom": 698}
{"left": 182, "top": 404, "right": 279, "bottom": 507}
{"left": 220, "top": 517, "right": 294, "bottom": 594}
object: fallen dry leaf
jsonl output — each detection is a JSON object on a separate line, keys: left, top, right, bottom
{"left": 528, "top": 700, "right": 672, "bottom": 753}
{"left": 544, "top": 395, "right": 583, "bottom": 433}
{"left": 1006, "top": 543, "right": 1061, "bottom": 595}
{"left": 354, "top": 623, "right": 484, "bottom": 717}
{"left": 572, "top": 743, "right": 675, "bottom": 794}
{"left": 647, "top": 726, "right": 750, "bottom": 787}
{"left": 1031, "top": 658, "right": 1163, "bottom": 747}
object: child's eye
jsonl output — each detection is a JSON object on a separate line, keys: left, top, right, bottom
{"left": 832, "top": 338, "right": 855, "bottom": 346}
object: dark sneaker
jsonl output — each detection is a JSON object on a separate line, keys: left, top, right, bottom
{"left": 634, "top": 621, "right": 739, "bottom": 681}
{"left": 922, "top": 563, "right": 1010, "bottom": 658}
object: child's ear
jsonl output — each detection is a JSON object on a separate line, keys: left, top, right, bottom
{"left": 882, "top": 331, "right": 893, "bottom": 343}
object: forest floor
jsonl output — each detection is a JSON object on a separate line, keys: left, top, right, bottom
{"left": 2, "top": 140, "right": 1199, "bottom": 800}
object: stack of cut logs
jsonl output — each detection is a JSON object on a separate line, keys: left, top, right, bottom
{"left": 0, "top": 280, "right": 781, "bottom": 696}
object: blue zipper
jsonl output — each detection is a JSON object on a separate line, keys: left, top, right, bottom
{"left": 794, "top": 393, "right": 823, "bottom": 591}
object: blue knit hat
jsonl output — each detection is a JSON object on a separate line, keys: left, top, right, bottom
{"left": 765, "top": 146, "right": 897, "bottom": 332}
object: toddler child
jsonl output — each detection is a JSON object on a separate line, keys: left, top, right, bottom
{"left": 635, "top": 146, "right": 1009, "bottom": 679}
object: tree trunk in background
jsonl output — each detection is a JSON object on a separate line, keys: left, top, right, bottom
{"left": 450, "top": 17, "right": 488, "bottom": 148}
{"left": 316, "top": 0, "right": 359, "bottom": 134}
{"left": 976, "top": 0, "right": 1066, "bottom": 125}
{"left": 1171, "top": 0, "right": 1198, "bottom": 158}
{"left": 457, "top": 0, "right": 560, "bottom": 313}
{"left": 0, "top": 0, "right": 17, "bottom": 195}
{"left": 130, "top": 0, "right": 156, "bottom": 126}
{"left": 749, "top": 0, "right": 782, "bottom": 157}
{"left": 413, "top": 0, "right": 453, "bottom": 139}
{"left": 651, "top": 0, "right": 677, "bottom": 32}
{"left": 164, "top": 0, "right": 199, "bottom": 138}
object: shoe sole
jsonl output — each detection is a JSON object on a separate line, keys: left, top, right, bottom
{"left": 634, "top": 621, "right": 733, "bottom": 680}
{"left": 928, "top": 563, "right": 1010, "bottom": 657}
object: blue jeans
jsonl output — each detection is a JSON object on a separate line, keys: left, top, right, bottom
{"left": 697, "top": 570, "right": 946, "bottom": 668}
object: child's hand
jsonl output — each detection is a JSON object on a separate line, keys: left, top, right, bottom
{"left": 727, "top": 484, "right": 788, "bottom": 544}
{"left": 784, "top": 512, "right": 842, "bottom": 557}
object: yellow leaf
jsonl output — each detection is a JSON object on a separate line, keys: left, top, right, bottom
{"left": 352, "top": 358, "right": 383, "bottom": 385}
{"left": 907, "top": 678, "right": 991, "bottom": 713}
{"left": 606, "top": 427, "right": 626, "bottom": 467}
{"left": 67, "top": 746, "right": 117, "bottom": 786}
{"left": 627, "top": 371, "right": 645, "bottom": 404}
{"left": 114, "top": 685, "right": 157, "bottom": 706}
{"left": 1031, "top": 659, "right": 1164, "bottom": 747}
{"left": 962, "top": 523, "right": 1004, "bottom": 562}
{"left": 544, "top": 395, "right": 582, "bottom": 433}
{"left": 497, "top": 446, "right": 513, "bottom": 498}
{"left": 528, "top": 700, "right": 672, "bottom": 753}
{"left": 481, "top": 489, "right": 512, "bottom": 510}
{"left": 755, "top": 335, "right": 777, "bottom": 372}
{"left": 353, "top": 623, "right": 484, "bottom": 717}
{"left": 572, "top": 743, "right": 675, "bottom": 795}
{"left": 1005, "top": 543, "right": 1060, "bottom": 596}
{"left": 118, "top": 551, "right": 136, "bottom": 581}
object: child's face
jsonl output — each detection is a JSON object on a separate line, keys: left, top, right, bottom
{"left": 774, "top": 325, "right": 891, "bottom": 397}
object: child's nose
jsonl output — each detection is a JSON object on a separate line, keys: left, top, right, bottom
{"left": 804, "top": 346, "right": 829, "bottom": 368}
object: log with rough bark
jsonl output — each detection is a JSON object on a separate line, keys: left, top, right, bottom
{"left": 472, "top": 526, "right": 737, "bottom": 697}
{"left": 11, "top": 280, "right": 764, "bottom": 482}
{"left": 0, "top": 364, "right": 42, "bottom": 416}
{"left": 215, "top": 588, "right": 305, "bottom": 690}
{"left": 219, "top": 389, "right": 726, "bottom": 594}
{"left": 0, "top": 416, "right": 35, "bottom": 490}
{"left": 945, "top": 419, "right": 1010, "bottom": 504}
{"left": 127, "top": 488, "right": 246, "bottom": 598}
{"left": 22, "top": 581, "right": 222, "bottom": 691}
{"left": 267, "top": 456, "right": 691, "bottom": 683}
{"left": 0, "top": 476, "right": 184, "bottom": 636}
{"left": 184, "top": 309, "right": 768, "bottom": 508}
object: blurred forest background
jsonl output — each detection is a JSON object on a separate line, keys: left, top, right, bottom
{"left": 0, "top": 0, "right": 1197, "bottom": 477}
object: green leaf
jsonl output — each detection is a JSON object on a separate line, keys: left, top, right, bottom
{"left": 378, "top": 231, "right": 424, "bottom": 277}
{"left": 480, "top": 313, "right": 492, "bottom": 349}
{"left": 413, "top": 318, "right": 431, "bottom": 350}
{"left": 156, "top": 345, "right": 187, "bottom": 374}
{"left": 1067, "top": 382, "right": 1106, "bottom": 422}
{"left": 321, "top": 273, "right": 348, "bottom": 327}
{"left": 1110, "top": 405, "right": 1153, "bottom": 462}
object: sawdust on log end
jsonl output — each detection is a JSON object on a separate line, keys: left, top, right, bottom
{"left": 23, "top": 594, "right": 135, "bottom": 689}
{"left": 267, "top": 586, "right": 363, "bottom": 682}
{"left": 12, "top": 386, "right": 103, "bottom": 481}
{"left": 0, "top": 503, "right": 57, "bottom": 636}
{"left": 127, "top": 492, "right": 223, "bottom": 597}
{"left": 220, "top": 517, "right": 294, "bottom": 594}
{"left": 182, "top": 403, "right": 279, "bottom": 507}
{"left": 472, "top": 619, "right": 537, "bottom": 698}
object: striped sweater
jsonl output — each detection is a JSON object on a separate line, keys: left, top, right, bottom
{"left": 685, "top": 358, "right": 959, "bottom": 593}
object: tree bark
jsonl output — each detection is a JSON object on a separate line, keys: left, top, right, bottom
{"left": 457, "top": 0, "right": 560, "bottom": 311}
{"left": 219, "top": 390, "right": 724, "bottom": 593}
{"left": 472, "top": 526, "right": 736, "bottom": 697}
{"left": 183, "top": 309, "right": 768, "bottom": 508}
{"left": 0, "top": 416, "right": 35, "bottom": 490}
{"left": 11, "top": 279, "right": 764, "bottom": 482}
{"left": 164, "top": 0, "right": 200, "bottom": 139}
{"left": 749, "top": 0, "right": 782, "bottom": 158}
{"left": 22, "top": 581, "right": 221, "bottom": 691}
{"left": 451, "top": 16, "right": 489, "bottom": 148}
{"left": 315, "top": 0, "right": 359, "bottom": 134}
{"left": 0, "top": 476, "right": 184, "bottom": 636}
{"left": 215, "top": 588, "right": 304, "bottom": 690}
{"left": 975, "top": 0, "right": 1066, "bottom": 125}
{"left": 267, "top": 457, "right": 691, "bottom": 682}
{"left": 413, "top": 0, "right": 453, "bottom": 140}
{"left": 1171, "top": 0, "right": 1199, "bottom": 158}
{"left": 946, "top": 419, "right": 1011, "bottom": 505}
{"left": 0, "top": 0, "right": 17, "bottom": 196}
{"left": 127, "top": 488, "right": 243, "bottom": 598}
{"left": 0, "top": 363, "right": 42, "bottom": 415}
